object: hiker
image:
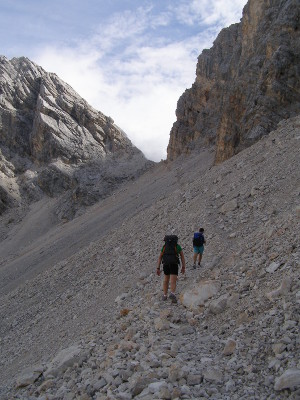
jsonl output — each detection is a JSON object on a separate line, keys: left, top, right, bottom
{"left": 156, "top": 235, "right": 186, "bottom": 303}
{"left": 192, "top": 227, "right": 206, "bottom": 268}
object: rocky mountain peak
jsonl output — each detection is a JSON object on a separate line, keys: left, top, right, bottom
{"left": 0, "top": 56, "right": 152, "bottom": 219}
{"left": 167, "top": 0, "right": 300, "bottom": 162}
{"left": 0, "top": 56, "right": 141, "bottom": 162}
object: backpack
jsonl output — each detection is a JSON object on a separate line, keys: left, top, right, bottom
{"left": 193, "top": 232, "right": 204, "bottom": 247}
{"left": 162, "top": 235, "right": 179, "bottom": 265}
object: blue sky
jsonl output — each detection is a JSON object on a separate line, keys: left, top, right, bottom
{"left": 0, "top": 0, "right": 247, "bottom": 161}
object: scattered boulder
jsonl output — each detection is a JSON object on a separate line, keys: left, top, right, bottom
{"left": 274, "top": 369, "right": 300, "bottom": 391}
{"left": 203, "top": 368, "right": 223, "bottom": 384}
{"left": 208, "top": 294, "right": 228, "bottom": 314}
{"left": 266, "top": 277, "right": 292, "bottom": 301}
{"left": 16, "top": 366, "right": 43, "bottom": 388}
{"left": 222, "top": 339, "right": 237, "bottom": 356}
{"left": 220, "top": 198, "right": 238, "bottom": 214}
{"left": 266, "top": 261, "right": 280, "bottom": 273}
{"left": 180, "top": 280, "right": 221, "bottom": 310}
{"left": 44, "top": 345, "right": 83, "bottom": 378}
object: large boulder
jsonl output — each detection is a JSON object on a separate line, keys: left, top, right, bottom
{"left": 180, "top": 280, "right": 221, "bottom": 311}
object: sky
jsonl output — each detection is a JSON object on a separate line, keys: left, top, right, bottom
{"left": 0, "top": 0, "right": 247, "bottom": 161}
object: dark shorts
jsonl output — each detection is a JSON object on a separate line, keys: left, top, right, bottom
{"left": 163, "top": 263, "right": 179, "bottom": 276}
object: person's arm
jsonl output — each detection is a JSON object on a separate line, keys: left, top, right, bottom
{"left": 156, "top": 252, "right": 163, "bottom": 275}
{"left": 179, "top": 251, "right": 186, "bottom": 274}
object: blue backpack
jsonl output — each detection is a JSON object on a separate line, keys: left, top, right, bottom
{"left": 193, "top": 232, "right": 204, "bottom": 246}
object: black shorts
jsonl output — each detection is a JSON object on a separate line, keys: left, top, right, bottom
{"left": 163, "top": 263, "right": 179, "bottom": 276}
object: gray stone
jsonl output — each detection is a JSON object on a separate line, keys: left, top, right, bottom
{"left": 130, "top": 378, "right": 155, "bottom": 397}
{"left": 148, "top": 381, "right": 167, "bottom": 393}
{"left": 222, "top": 339, "right": 237, "bottom": 356}
{"left": 220, "top": 199, "right": 239, "bottom": 214}
{"left": 266, "top": 262, "right": 280, "bottom": 273}
{"left": 187, "top": 373, "right": 202, "bottom": 385}
{"left": 274, "top": 369, "right": 300, "bottom": 391}
{"left": 266, "top": 277, "right": 292, "bottom": 301}
{"left": 93, "top": 378, "right": 107, "bottom": 391}
{"left": 203, "top": 368, "right": 223, "bottom": 384}
{"left": 16, "top": 366, "right": 43, "bottom": 388}
{"left": 209, "top": 294, "right": 228, "bottom": 314}
{"left": 44, "top": 345, "right": 83, "bottom": 378}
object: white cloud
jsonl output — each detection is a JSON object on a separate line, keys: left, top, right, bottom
{"left": 174, "top": 0, "right": 245, "bottom": 27}
{"left": 37, "top": 40, "right": 196, "bottom": 161}
{"left": 34, "top": 1, "right": 246, "bottom": 161}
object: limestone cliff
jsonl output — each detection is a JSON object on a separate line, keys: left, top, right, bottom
{"left": 167, "top": 0, "right": 300, "bottom": 162}
{"left": 0, "top": 57, "right": 152, "bottom": 218}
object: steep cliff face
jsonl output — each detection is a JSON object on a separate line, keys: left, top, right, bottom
{"left": 167, "top": 0, "right": 300, "bottom": 162}
{"left": 0, "top": 57, "right": 151, "bottom": 218}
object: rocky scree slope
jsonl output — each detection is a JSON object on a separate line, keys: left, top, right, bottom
{"left": 1, "top": 116, "right": 299, "bottom": 399}
{"left": 0, "top": 146, "right": 212, "bottom": 297}
{"left": 0, "top": 56, "right": 152, "bottom": 220}
{"left": 168, "top": 0, "right": 300, "bottom": 163}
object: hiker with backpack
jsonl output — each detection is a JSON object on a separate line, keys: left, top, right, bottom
{"left": 156, "top": 235, "right": 186, "bottom": 303}
{"left": 192, "top": 228, "right": 206, "bottom": 269}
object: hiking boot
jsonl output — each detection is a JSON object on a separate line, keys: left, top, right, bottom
{"left": 198, "top": 262, "right": 201, "bottom": 267}
{"left": 162, "top": 294, "right": 167, "bottom": 301}
{"left": 169, "top": 293, "right": 177, "bottom": 304}
{"left": 192, "top": 264, "right": 196, "bottom": 269}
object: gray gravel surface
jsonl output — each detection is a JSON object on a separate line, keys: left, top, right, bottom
{"left": 0, "top": 116, "right": 299, "bottom": 399}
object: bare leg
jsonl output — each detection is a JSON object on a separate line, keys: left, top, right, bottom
{"left": 198, "top": 253, "right": 202, "bottom": 265}
{"left": 163, "top": 275, "right": 170, "bottom": 296}
{"left": 170, "top": 274, "right": 177, "bottom": 293}
{"left": 193, "top": 252, "right": 197, "bottom": 264}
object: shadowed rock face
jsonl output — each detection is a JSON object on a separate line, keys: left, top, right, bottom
{"left": 0, "top": 56, "right": 152, "bottom": 218}
{"left": 167, "top": 0, "right": 300, "bottom": 163}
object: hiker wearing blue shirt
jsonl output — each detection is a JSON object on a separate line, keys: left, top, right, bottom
{"left": 192, "top": 228, "right": 206, "bottom": 269}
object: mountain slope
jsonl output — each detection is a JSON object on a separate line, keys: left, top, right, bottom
{"left": 0, "top": 115, "right": 299, "bottom": 399}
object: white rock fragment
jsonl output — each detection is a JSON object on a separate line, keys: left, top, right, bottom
{"left": 180, "top": 280, "right": 221, "bottom": 310}
{"left": 266, "top": 277, "right": 292, "bottom": 301}
{"left": 203, "top": 368, "right": 223, "bottom": 383}
{"left": 44, "top": 345, "right": 82, "bottom": 378}
{"left": 220, "top": 198, "right": 238, "bottom": 214}
{"left": 16, "top": 366, "right": 43, "bottom": 388}
{"left": 274, "top": 369, "right": 300, "bottom": 391}
{"left": 266, "top": 261, "right": 280, "bottom": 273}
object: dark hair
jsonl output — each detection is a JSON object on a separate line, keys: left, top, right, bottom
{"left": 199, "top": 228, "right": 204, "bottom": 232}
